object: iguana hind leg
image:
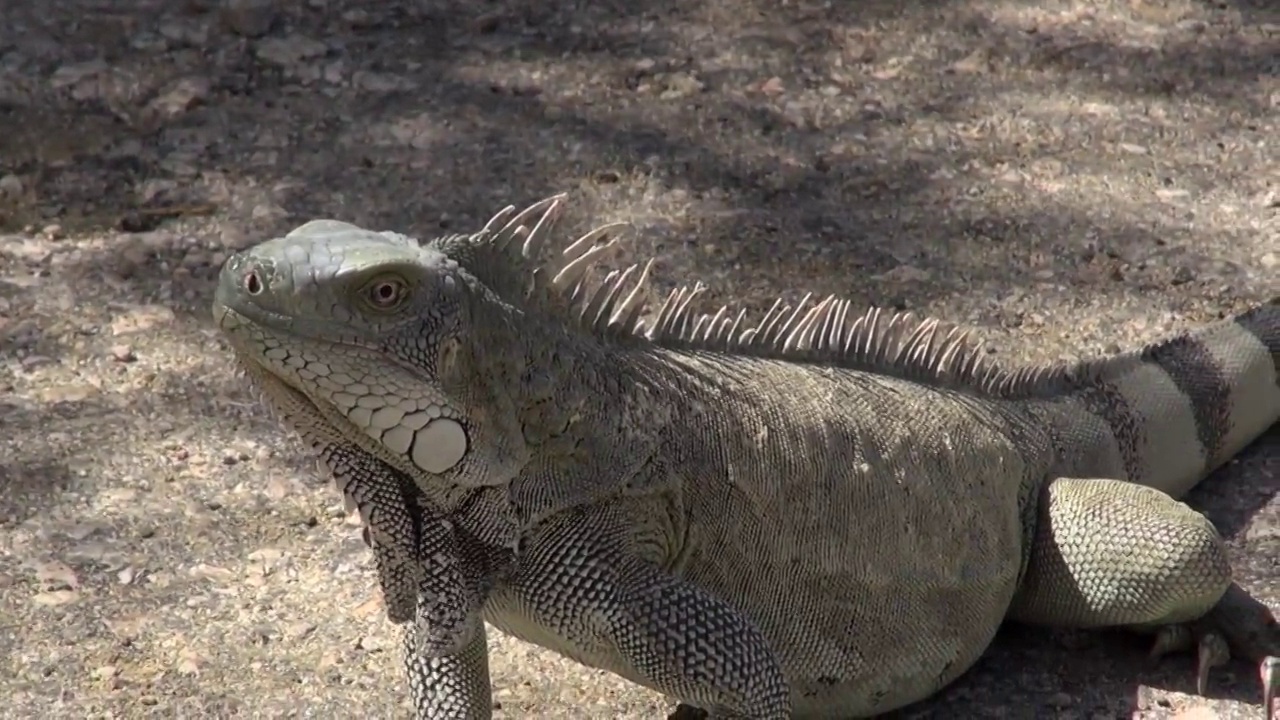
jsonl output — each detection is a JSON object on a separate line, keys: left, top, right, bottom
{"left": 1005, "top": 476, "right": 1274, "bottom": 697}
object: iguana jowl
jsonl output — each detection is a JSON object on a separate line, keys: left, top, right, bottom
{"left": 212, "top": 196, "right": 1279, "bottom": 719}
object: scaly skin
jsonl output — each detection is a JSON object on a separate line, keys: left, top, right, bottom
{"left": 212, "top": 197, "right": 1279, "bottom": 718}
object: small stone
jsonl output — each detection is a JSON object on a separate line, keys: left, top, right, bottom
{"left": 34, "top": 561, "right": 79, "bottom": 590}
{"left": 20, "top": 355, "right": 57, "bottom": 371}
{"left": 1171, "top": 708, "right": 1219, "bottom": 720}
{"left": 49, "top": 60, "right": 109, "bottom": 91}
{"left": 145, "top": 76, "right": 211, "bottom": 120}
{"left": 111, "top": 304, "right": 175, "bottom": 335}
{"left": 285, "top": 621, "right": 317, "bottom": 639}
{"left": 948, "top": 49, "right": 990, "bottom": 74}
{"left": 255, "top": 35, "right": 328, "bottom": 67}
{"left": 130, "top": 31, "right": 169, "bottom": 53}
{"left": 32, "top": 589, "right": 78, "bottom": 606}
{"left": 353, "top": 594, "right": 384, "bottom": 617}
{"left": 221, "top": 0, "right": 279, "bottom": 38}
{"left": 182, "top": 248, "right": 212, "bottom": 270}
{"left": 0, "top": 71, "right": 34, "bottom": 109}
{"left": 176, "top": 648, "right": 203, "bottom": 675}
{"left": 471, "top": 12, "right": 500, "bottom": 34}
{"left": 158, "top": 19, "right": 210, "bottom": 47}
{"left": 40, "top": 382, "right": 96, "bottom": 403}
{"left": 1048, "top": 691, "right": 1075, "bottom": 708}
{"left": 342, "top": 9, "right": 379, "bottom": 29}
{"left": 358, "top": 635, "right": 385, "bottom": 651}
{"left": 352, "top": 71, "right": 417, "bottom": 93}
{"left": 760, "top": 76, "right": 785, "bottom": 95}
{"left": 873, "top": 264, "right": 931, "bottom": 283}
{"left": 322, "top": 61, "right": 345, "bottom": 84}
{"left": 110, "top": 344, "right": 136, "bottom": 363}
{"left": 188, "top": 563, "right": 236, "bottom": 583}
{"left": 659, "top": 72, "right": 704, "bottom": 99}
{"left": 41, "top": 224, "right": 63, "bottom": 239}
{"left": 0, "top": 174, "right": 23, "bottom": 198}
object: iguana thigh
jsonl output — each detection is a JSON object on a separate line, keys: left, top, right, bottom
{"left": 1010, "top": 477, "right": 1231, "bottom": 629}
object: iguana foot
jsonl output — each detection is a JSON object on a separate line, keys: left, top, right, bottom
{"left": 1193, "top": 633, "right": 1230, "bottom": 696}
{"left": 1148, "top": 624, "right": 1229, "bottom": 695}
{"left": 1175, "top": 583, "right": 1280, "bottom": 716}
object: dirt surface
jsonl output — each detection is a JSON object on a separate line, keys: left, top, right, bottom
{"left": 0, "top": 0, "right": 1276, "bottom": 717}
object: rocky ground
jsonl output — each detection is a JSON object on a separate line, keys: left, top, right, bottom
{"left": 0, "top": 0, "right": 1276, "bottom": 717}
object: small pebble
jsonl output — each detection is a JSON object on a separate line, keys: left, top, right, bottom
{"left": 0, "top": 174, "right": 23, "bottom": 198}
{"left": 220, "top": 0, "right": 279, "bottom": 38}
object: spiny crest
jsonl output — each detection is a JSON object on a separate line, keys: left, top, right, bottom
{"left": 453, "top": 196, "right": 1146, "bottom": 398}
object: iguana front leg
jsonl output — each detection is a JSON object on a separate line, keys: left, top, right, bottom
{"left": 500, "top": 505, "right": 791, "bottom": 719}
{"left": 400, "top": 497, "right": 518, "bottom": 719}
{"left": 404, "top": 621, "right": 494, "bottom": 720}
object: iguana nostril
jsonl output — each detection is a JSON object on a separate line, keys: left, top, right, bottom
{"left": 244, "top": 270, "right": 263, "bottom": 295}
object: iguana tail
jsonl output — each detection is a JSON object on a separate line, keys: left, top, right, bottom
{"left": 1019, "top": 297, "right": 1279, "bottom": 498}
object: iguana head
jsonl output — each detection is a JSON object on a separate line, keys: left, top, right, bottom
{"left": 212, "top": 198, "right": 589, "bottom": 491}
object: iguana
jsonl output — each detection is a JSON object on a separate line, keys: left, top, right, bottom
{"left": 211, "top": 195, "right": 1279, "bottom": 719}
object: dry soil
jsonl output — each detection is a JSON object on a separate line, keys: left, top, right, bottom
{"left": 0, "top": 0, "right": 1277, "bottom": 718}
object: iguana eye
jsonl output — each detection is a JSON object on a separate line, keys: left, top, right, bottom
{"left": 362, "top": 275, "right": 408, "bottom": 311}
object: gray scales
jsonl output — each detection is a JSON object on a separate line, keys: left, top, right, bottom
{"left": 211, "top": 196, "right": 1280, "bottom": 719}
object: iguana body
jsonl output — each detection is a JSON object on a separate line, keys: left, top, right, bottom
{"left": 212, "top": 197, "right": 1279, "bottom": 719}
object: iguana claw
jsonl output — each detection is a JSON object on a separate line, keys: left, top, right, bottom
{"left": 1195, "top": 633, "right": 1229, "bottom": 696}
{"left": 1147, "top": 625, "right": 1229, "bottom": 697}
{"left": 1263, "top": 656, "right": 1277, "bottom": 720}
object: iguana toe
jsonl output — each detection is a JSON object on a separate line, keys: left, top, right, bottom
{"left": 1191, "top": 584, "right": 1280, "bottom": 714}
{"left": 1149, "top": 624, "right": 1193, "bottom": 659}
{"left": 1195, "top": 632, "right": 1229, "bottom": 696}
{"left": 1146, "top": 624, "right": 1228, "bottom": 696}
{"left": 1262, "top": 656, "right": 1277, "bottom": 720}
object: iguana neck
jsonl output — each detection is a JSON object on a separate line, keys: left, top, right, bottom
{"left": 486, "top": 309, "right": 670, "bottom": 439}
